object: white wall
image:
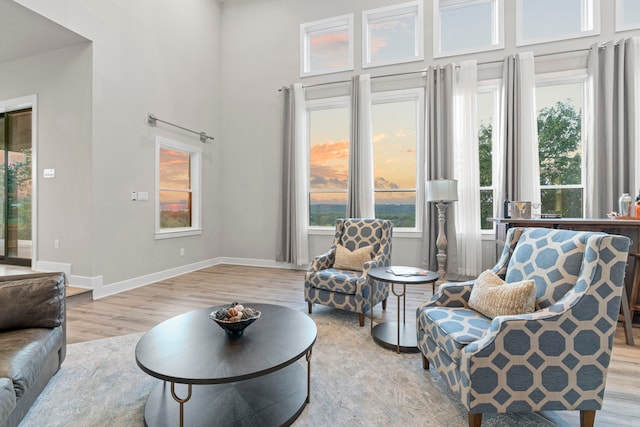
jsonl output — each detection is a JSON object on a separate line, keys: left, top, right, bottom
{"left": 14, "top": 0, "right": 224, "bottom": 292}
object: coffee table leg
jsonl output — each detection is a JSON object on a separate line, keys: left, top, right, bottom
{"left": 306, "top": 349, "right": 313, "bottom": 403}
{"left": 170, "top": 382, "right": 192, "bottom": 427}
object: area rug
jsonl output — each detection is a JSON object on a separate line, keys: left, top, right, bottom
{"left": 20, "top": 308, "right": 555, "bottom": 427}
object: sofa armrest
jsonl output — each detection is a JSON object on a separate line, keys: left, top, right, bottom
{"left": 0, "top": 272, "right": 66, "bottom": 331}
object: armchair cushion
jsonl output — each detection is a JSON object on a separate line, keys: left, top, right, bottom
{"left": 468, "top": 270, "right": 536, "bottom": 318}
{"left": 308, "top": 269, "right": 359, "bottom": 294}
{"left": 334, "top": 244, "right": 373, "bottom": 272}
{"left": 420, "top": 306, "right": 492, "bottom": 365}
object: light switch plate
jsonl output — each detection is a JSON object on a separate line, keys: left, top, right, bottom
{"left": 138, "top": 191, "right": 149, "bottom": 201}
{"left": 43, "top": 169, "right": 55, "bottom": 178}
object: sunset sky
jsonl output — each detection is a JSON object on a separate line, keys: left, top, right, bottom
{"left": 309, "top": 96, "right": 417, "bottom": 205}
{"left": 159, "top": 148, "right": 191, "bottom": 212}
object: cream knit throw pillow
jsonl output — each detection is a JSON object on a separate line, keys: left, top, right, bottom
{"left": 333, "top": 245, "right": 373, "bottom": 272}
{"left": 469, "top": 270, "right": 536, "bottom": 318}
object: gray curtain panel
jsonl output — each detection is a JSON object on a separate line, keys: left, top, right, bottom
{"left": 497, "top": 55, "right": 520, "bottom": 208}
{"left": 276, "top": 85, "right": 294, "bottom": 263}
{"left": 586, "top": 39, "right": 638, "bottom": 217}
{"left": 276, "top": 85, "right": 304, "bottom": 264}
{"left": 422, "top": 64, "right": 459, "bottom": 277}
{"left": 347, "top": 75, "right": 361, "bottom": 218}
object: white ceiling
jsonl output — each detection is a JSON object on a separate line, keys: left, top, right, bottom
{"left": 0, "top": 0, "right": 89, "bottom": 64}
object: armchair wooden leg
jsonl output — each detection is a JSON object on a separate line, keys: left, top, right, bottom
{"left": 307, "top": 302, "right": 312, "bottom": 314}
{"left": 580, "top": 410, "right": 595, "bottom": 427}
{"left": 358, "top": 312, "right": 365, "bottom": 327}
{"left": 421, "top": 354, "right": 429, "bottom": 369}
{"left": 468, "top": 413, "right": 482, "bottom": 427}
{"left": 382, "top": 298, "right": 387, "bottom": 310}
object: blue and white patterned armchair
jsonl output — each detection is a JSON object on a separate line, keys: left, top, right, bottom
{"left": 416, "top": 227, "right": 630, "bottom": 427}
{"left": 305, "top": 218, "right": 393, "bottom": 327}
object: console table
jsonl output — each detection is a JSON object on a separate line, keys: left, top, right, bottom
{"left": 490, "top": 217, "right": 638, "bottom": 345}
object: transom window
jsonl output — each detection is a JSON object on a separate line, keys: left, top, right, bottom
{"left": 517, "top": 0, "right": 600, "bottom": 46}
{"left": 300, "top": 15, "right": 354, "bottom": 77}
{"left": 155, "top": 137, "right": 201, "bottom": 239}
{"left": 362, "top": 1, "right": 423, "bottom": 68}
{"left": 434, "top": 0, "right": 504, "bottom": 58}
{"left": 616, "top": 0, "right": 640, "bottom": 31}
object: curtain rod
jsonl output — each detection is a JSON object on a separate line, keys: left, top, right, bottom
{"left": 147, "top": 113, "right": 214, "bottom": 143}
{"left": 279, "top": 44, "right": 613, "bottom": 92}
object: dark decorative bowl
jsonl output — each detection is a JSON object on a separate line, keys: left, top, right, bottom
{"left": 210, "top": 310, "right": 261, "bottom": 337}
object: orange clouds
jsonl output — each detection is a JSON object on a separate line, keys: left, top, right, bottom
{"left": 310, "top": 139, "right": 349, "bottom": 189}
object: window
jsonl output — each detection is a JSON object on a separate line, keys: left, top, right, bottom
{"left": 362, "top": 1, "right": 423, "bottom": 68}
{"left": 300, "top": 15, "right": 354, "bottom": 77}
{"left": 155, "top": 137, "right": 201, "bottom": 239}
{"left": 371, "top": 89, "right": 422, "bottom": 229}
{"left": 535, "top": 72, "right": 586, "bottom": 218}
{"left": 307, "top": 97, "right": 350, "bottom": 227}
{"left": 434, "top": 0, "right": 504, "bottom": 58}
{"left": 477, "top": 82, "right": 499, "bottom": 231}
{"left": 517, "top": 0, "right": 600, "bottom": 46}
{"left": 616, "top": 0, "right": 640, "bottom": 32}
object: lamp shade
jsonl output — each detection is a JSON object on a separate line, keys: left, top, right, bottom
{"left": 426, "top": 179, "right": 458, "bottom": 202}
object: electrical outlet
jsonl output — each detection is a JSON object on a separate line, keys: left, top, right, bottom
{"left": 130, "top": 191, "right": 137, "bottom": 201}
{"left": 180, "top": 248, "right": 185, "bottom": 256}
{"left": 54, "top": 239, "right": 60, "bottom": 249}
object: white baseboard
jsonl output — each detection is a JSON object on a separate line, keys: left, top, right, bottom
{"left": 93, "top": 258, "right": 221, "bottom": 299}
{"left": 42, "top": 257, "right": 308, "bottom": 300}
{"left": 217, "top": 257, "right": 308, "bottom": 271}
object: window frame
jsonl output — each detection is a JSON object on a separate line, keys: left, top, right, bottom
{"left": 306, "top": 96, "right": 350, "bottom": 231}
{"left": 370, "top": 88, "right": 424, "bottom": 233}
{"left": 477, "top": 79, "right": 500, "bottom": 234}
{"left": 155, "top": 136, "right": 202, "bottom": 240}
{"left": 433, "top": 0, "right": 504, "bottom": 58}
{"left": 616, "top": 0, "right": 640, "bottom": 32}
{"left": 300, "top": 14, "right": 354, "bottom": 77}
{"left": 362, "top": 1, "right": 424, "bottom": 69}
{"left": 516, "top": 0, "right": 600, "bottom": 47}
{"left": 535, "top": 70, "right": 588, "bottom": 218}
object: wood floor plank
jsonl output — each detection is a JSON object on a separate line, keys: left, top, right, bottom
{"left": 65, "top": 264, "right": 640, "bottom": 425}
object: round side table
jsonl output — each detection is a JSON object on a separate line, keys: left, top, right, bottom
{"left": 368, "top": 266, "right": 438, "bottom": 353}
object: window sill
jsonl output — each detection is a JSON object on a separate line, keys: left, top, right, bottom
{"left": 155, "top": 228, "right": 202, "bottom": 240}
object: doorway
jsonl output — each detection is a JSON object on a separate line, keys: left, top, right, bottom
{"left": 0, "top": 108, "right": 32, "bottom": 266}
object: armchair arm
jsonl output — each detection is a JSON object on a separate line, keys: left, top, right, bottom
{"left": 417, "top": 281, "right": 474, "bottom": 311}
{"left": 309, "top": 248, "right": 336, "bottom": 271}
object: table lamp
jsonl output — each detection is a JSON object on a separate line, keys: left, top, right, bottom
{"left": 426, "top": 179, "right": 458, "bottom": 280}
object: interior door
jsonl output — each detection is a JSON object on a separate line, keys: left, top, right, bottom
{"left": 0, "top": 109, "right": 32, "bottom": 266}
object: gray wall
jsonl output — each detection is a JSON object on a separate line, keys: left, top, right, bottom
{"left": 13, "top": 0, "right": 223, "bottom": 295}
{"left": 3, "top": 0, "right": 639, "bottom": 295}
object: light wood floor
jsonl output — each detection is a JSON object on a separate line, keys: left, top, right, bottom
{"left": 66, "top": 264, "right": 640, "bottom": 426}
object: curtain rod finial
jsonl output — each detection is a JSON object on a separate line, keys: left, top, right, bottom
{"left": 148, "top": 113, "right": 157, "bottom": 127}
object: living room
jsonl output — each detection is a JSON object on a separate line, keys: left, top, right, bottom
{"left": 1, "top": 0, "right": 639, "bottom": 426}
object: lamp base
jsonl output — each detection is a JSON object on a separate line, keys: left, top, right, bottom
{"left": 435, "top": 202, "right": 448, "bottom": 280}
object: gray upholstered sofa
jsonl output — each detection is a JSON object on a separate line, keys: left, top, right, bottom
{"left": 0, "top": 272, "right": 66, "bottom": 427}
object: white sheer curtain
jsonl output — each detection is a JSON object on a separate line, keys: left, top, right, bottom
{"left": 494, "top": 52, "right": 541, "bottom": 214}
{"left": 453, "top": 60, "right": 482, "bottom": 277}
{"left": 585, "top": 38, "right": 640, "bottom": 216}
{"left": 347, "top": 74, "right": 375, "bottom": 218}
{"left": 276, "top": 83, "right": 309, "bottom": 265}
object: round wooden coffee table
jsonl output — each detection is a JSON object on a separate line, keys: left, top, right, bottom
{"left": 135, "top": 303, "right": 317, "bottom": 427}
{"left": 368, "top": 266, "right": 438, "bottom": 353}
